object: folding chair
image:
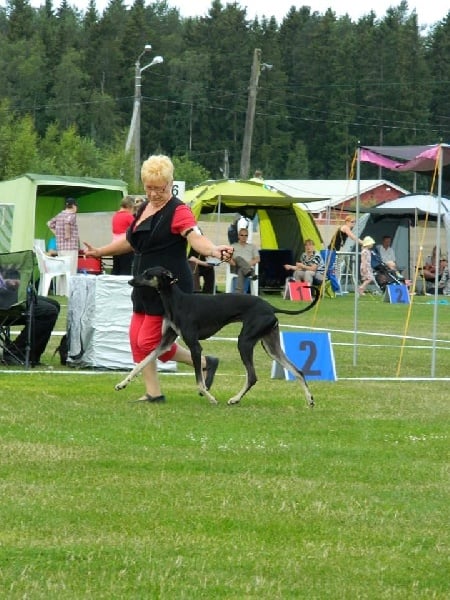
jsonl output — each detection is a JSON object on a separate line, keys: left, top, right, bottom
{"left": 0, "top": 250, "right": 36, "bottom": 368}
{"left": 225, "top": 262, "right": 259, "bottom": 295}
{"left": 34, "top": 244, "right": 71, "bottom": 297}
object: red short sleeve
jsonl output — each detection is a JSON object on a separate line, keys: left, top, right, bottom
{"left": 171, "top": 204, "right": 197, "bottom": 234}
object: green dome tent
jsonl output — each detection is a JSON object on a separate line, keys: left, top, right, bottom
{"left": 184, "top": 179, "right": 325, "bottom": 259}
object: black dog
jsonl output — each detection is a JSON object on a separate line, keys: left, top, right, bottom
{"left": 115, "top": 266, "right": 319, "bottom": 407}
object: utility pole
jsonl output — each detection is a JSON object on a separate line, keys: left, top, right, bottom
{"left": 240, "top": 48, "right": 262, "bottom": 180}
{"left": 223, "top": 149, "right": 229, "bottom": 179}
{"left": 240, "top": 50, "right": 272, "bottom": 180}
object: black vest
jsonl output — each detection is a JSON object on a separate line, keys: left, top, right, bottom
{"left": 127, "top": 197, "right": 193, "bottom": 315}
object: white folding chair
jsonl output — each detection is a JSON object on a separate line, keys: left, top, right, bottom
{"left": 34, "top": 245, "right": 72, "bottom": 297}
{"left": 225, "top": 262, "right": 259, "bottom": 295}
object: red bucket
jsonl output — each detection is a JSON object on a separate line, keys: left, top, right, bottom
{"left": 77, "top": 253, "right": 103, "bottom": 275}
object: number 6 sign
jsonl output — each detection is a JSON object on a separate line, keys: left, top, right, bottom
{"left": 271, "top": 332, "right": 337, "bottom": 381}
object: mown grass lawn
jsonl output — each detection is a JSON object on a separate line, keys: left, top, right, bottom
{"left": 0, "top": 292, "right": 448, "bottom": 598}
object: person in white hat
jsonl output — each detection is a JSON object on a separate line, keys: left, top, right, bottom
{"left": 358, "top": 236, "right": 376, "bottom": 295}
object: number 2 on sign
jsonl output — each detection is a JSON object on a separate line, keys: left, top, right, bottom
{"left": 298, "top": 340, "right": 321, "bottom": 377}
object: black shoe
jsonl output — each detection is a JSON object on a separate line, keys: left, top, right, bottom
{"left": 146, "top": 394, "right": 166, "bottom": 403}
{"left": 204, "top": 355, "right": 219, "bottom": 390}
{"left": 131, "top": 394, "right": 166, "bottom": 404}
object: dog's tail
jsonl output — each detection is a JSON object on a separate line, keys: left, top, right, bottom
{"left": 274, "top": 285, "right": 320, "bottom": 316}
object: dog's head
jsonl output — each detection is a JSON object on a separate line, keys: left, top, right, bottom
{"left": 128, "top": 266, "right": 177, "bottom": 290}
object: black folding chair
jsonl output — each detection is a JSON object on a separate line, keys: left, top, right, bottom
{"left": 0, "top": 250, "right": 36, "bottom": 368}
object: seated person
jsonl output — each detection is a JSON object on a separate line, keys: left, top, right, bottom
{"left": 420, "top": 251, "right": 448, "bottom": 295}
{"left": 0, "top": 266, "right": 21, "bottom": 307}
{"left": 284, "top": 239, "right": 325, "bottom": 286}
{"left": 46, "top": 236, "right": 58, "bottom": 256}
{"left": 376, "top": 235, "right": 403, "bottom": 278}
{"left": 437, "top": 257, "right": 449, "bottom": 295}
{"left": 188, "top": 247, "right": 215, "bottom": 294}
{"left": 230, "top": 227, "right": 260, "bottom": 293}
{"left": 422, "top": 246, "right": 440, "bottom": 282}
{"left": 1, "top": 268, "right": 60, "bottom": 366}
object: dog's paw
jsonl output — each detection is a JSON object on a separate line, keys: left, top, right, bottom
{"left": 227, "top": 397, "right": 241, "bottom": 406}
{"left": 115, "top": 383, "right": 125, "bottom": 391}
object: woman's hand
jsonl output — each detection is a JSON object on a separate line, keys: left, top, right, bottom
{"left": 83, "top": 242, "right": 101, "bottom": 258}
{"left": 213, "top": 245, "right": 234, "bottom": 262}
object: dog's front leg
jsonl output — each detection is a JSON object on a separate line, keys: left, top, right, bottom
{"left": 115, "top": 348, "right": 161, "bottom": 391}
{"left": 115, "top": 325, "right": 178, "bottom": 391}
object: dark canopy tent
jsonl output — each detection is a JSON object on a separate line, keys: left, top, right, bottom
{"left": 355, "top": 194, "right": 450, "bottom": 279}
{"left": 355, "top": 145, "right": 450, "bottom": 376}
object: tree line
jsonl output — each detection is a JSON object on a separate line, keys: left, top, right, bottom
{"left": 0, "top": 0, "right": 449, "bottom": 192}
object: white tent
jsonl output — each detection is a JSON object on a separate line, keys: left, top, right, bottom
{"left": 373, "top": 194, "right": 450, "bottom": 216}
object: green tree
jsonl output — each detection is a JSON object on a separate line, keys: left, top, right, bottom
{"left": 172, "top": 154, "right": 211, "bottom": 189}
{"left": 0, "top": 101, "right": 39, "bottom": 179}
{"left": 285, "top": 139, "right": 309, "bottom": 178}
{"left": 46, "top": 48, "right": 89, "bottom": 129}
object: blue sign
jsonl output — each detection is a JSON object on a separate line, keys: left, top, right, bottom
{"left": 385, "top": 284, "right": 410, "bottom": 304}
{"left": 271, "top": 331, "right": 337, "bottom": 381}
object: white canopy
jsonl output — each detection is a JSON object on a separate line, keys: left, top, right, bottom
{"left": 372, "top": 194, "right": 450, "bottom": 216}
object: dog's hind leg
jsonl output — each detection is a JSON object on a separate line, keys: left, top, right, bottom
{"left": 261, "top": 327, "right": 314, "bottom": 408}
{"left": 115, "top": 326, "right": 178, "bottom": 391}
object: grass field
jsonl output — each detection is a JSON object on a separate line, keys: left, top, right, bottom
{"left": 0, "top": 292, "right": 449, "bottom": 598}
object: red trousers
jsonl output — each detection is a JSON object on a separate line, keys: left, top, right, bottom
{"left": 129, "top": 313, "right": 177, "bottom": 363}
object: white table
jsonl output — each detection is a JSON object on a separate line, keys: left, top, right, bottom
{"left": 66, "top": 274, "right": 176, "bottom": 371}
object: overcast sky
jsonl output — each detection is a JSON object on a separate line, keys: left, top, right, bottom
{"left": 3, "top": 1, "right": 448, "bottom": 30}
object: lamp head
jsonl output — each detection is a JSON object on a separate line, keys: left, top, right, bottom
{"left": 140, "top": 55, "right": 164, "bottom": 74}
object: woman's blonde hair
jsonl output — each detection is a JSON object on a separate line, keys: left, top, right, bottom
{"left": 141, "top": 154, "right": 174, "bottom": 184}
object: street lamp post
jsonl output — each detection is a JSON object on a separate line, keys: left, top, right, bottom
{"left": 125, "top": 45, "right": 163, "bottom": 188}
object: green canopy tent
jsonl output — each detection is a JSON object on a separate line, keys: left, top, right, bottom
{"left": 0, "top": 174, "right": 127, "bottom": 252}
{"left": 184, "top": 179, "right": 325, "bottom": 258}
{"left": 184, "top": 179, "right": 327, "bottom": 292}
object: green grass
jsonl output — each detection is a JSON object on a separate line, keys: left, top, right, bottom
{"left": 0, "top": 293, "right": 449, "bottom": 598}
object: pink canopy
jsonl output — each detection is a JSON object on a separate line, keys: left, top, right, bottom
{"left": 360, "top": 143, "right": 450, "bottom": 173}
